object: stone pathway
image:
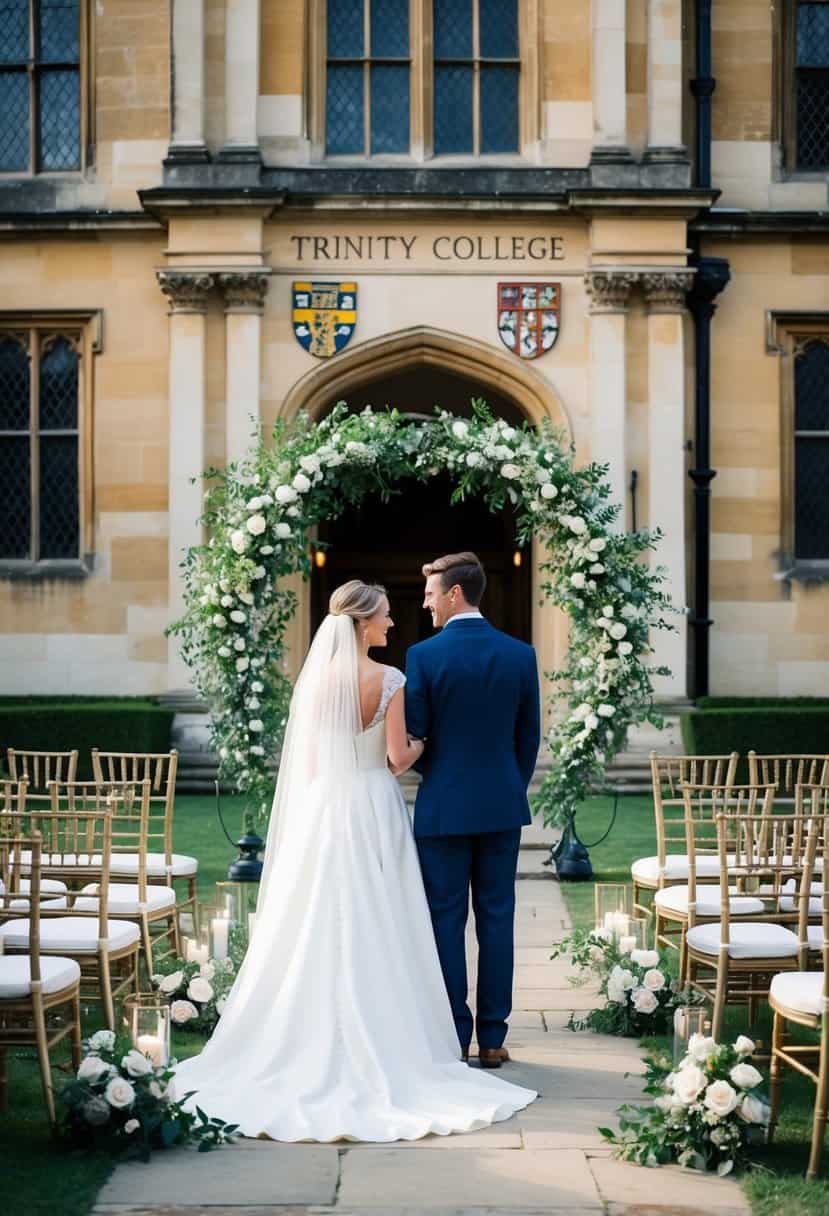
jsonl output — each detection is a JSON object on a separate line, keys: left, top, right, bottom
{"left": 93, "top": 834, "right": 750, "bottom": 1216}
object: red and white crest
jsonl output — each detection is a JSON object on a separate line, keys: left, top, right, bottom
{"left": 497, "top": 283, "right": 560, "bottom": 359}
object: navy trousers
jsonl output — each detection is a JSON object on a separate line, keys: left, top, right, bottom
{"left": 416, "top": 828, "right": 521, "bottom": 1052}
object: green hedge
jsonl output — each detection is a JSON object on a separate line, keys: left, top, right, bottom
{"left": 696, "top": 696, "right": 829, "bottom": 709}
{"left": 681, "top": 706, "right": 829, "bottom": 773}
{"left": 0, "top": 700, "right": 174, "bottom": 780}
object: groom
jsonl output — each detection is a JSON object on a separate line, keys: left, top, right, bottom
{"left": 405, "top": 552, "right": 541, "bottom": 1067}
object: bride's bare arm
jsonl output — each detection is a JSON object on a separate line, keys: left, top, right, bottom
{"left": 385, "top": 688, "right": 424, "bottom": 776}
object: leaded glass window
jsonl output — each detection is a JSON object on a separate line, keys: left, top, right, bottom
{"left": 0, "top": 328, "right": 81, "bottom": 562}
{"left": 792, "top": 1, "right": 829, "bottom": 169}
{"left": 433, "top": 0, "right": 519, "bottom": 155}
{"left": 793, "top": 339, "right": 829, "bottom": 560}
{"left": 0, "top": 0, "right": 81, "bottom": 174}
{"left": 326, "top": 0, "right": 411, "bottom": 155}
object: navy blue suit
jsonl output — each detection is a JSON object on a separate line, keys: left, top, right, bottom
{"left": 405, "top": 617, "right": 541, "bottom": 1051}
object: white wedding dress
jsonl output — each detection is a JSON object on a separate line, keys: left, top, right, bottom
{"left": 172, "top": 617, "right": 536, "bottom": 1142}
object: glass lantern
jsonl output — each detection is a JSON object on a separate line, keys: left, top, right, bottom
{"left": 594, "top": 883, "right": 631, "bottom": 938}
{"left": 124, "top": 993, "right": 171, "bottom": 1068}
{"left": 208, "top": 903, "right": 232, "bottom": 961}
{"left": 618, "top": 915, "right": 650, "bottom": 956}
{"left": 673, "top": 1005, "right": 712, "bottom": 1066}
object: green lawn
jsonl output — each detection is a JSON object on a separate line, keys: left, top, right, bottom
{"left": 560, "top": 795, "right": 829, "bottom": 1215}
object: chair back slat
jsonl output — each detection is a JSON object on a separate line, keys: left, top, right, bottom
{"left": 91, "top": 750, "right": 178, "bottom": 862}
{"left": 651, "top": 752, "right": 739, "bottom": 863}
{"left": 748, "top": 754, "right": 829, "bottom": 800}
{"left": 7, "top": 749, "right": 78, "bottom": 794}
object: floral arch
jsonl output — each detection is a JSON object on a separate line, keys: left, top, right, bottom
{"left": 173, "top": 401, "right": 670, "bottom": 830}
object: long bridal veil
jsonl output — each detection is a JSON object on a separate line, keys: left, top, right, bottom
{"left": 256, "top": 611, "right": 360, "bottom": 909}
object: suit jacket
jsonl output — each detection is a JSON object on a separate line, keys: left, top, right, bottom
{"left": 404, "top": 618, "right": 541, "bottom": 838}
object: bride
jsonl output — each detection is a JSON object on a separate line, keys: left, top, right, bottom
{"left": 172, "top": 580, "right": 536, "bottom": 1141}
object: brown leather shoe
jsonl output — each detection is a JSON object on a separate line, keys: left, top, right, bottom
{"left": 479, "top": 1047, "right": 510, "bottom": 1069}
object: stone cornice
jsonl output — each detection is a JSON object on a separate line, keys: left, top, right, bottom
{"left": 156, "top": 270, "right": 214, "bottom": 314}
{"left": 218, "top": 270, "right": 272, "bottom": 314}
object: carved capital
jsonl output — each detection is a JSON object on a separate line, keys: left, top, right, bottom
{"left": 218, "top": 271, "right": 272, "bottom": 315}
{"left": 584, "top": 270, "right": 638, "bottom": 314}
{"left": 642, "top": 269, "right": 696, "bottom": 314}
{"left": 156, "top": 271, "right": 214, "bottom": 314}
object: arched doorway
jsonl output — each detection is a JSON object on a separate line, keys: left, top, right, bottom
{"left": 310, "top": 366, "right": 532, "bottom": 667}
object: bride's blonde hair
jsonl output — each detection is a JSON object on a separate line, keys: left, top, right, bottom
{"left": 329, "top": 579, "right": 386, "bottom": 622}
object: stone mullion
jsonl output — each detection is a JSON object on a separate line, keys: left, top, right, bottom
{"left": 590, "top": 0, "right": 631, "bottom": 169}
{"left": 167, "top": 0, "right": 208, "bottom": 164}
{"left": 645, "top": 0, "right": 685, "bottom": 163}
{"left": 220, "top": 0, "right": 262, "bottom": 164}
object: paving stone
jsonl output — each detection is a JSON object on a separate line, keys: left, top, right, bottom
{"left": 505, "top": 1010, "right": 546, "bottom": 1029}
{"left": 94, "top": 1143, "right": 339, "bottom": 1208}
{"left": 588, "top": 1158, "right": 751, "bottom": 1214}
{"left": 517, "top": 850, "right": 554, "bottom": 877}
{"left": 337, "top": 1147, "right": 603, "bottom": 1209}
{"left": 344, "top": 1126, "right": 522, "bottom": 1150}
{"left": 513, "top": 988, "right": 599, "bottom": 1010}
{"left": 509, "top": 1098, "right": 630, "bottom": 1149}
{"left": 521, "top": 821, "right": 559, "bottom": 848}
{"left": 515, "top": 946, "right": 557, "bottom": 964}
{"left": 495, "top": 1054, "right": 645, "bottom": 1102}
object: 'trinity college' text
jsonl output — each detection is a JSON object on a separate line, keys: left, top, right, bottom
{"left": 288, "top": 234, "right": 565, "bottom": 262}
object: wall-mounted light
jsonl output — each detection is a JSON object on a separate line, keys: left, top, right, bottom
{"left": 313, "top": 549, "right": 327, "bottom": 569}
{"left": 512, "top": 550, "right": 523, "bottom": 568}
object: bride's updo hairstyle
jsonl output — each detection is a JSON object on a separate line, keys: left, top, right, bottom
{"left": 329, "top": 580, "right": 386, "bottom": 623}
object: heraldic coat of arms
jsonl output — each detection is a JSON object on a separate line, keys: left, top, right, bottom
{"left": 292, "top": 281, "right": 357, "bottom": 358}
{"left": 497, "top": 283, "right": 560, "bottom": 359}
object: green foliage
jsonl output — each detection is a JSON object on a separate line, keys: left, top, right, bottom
{"left": 172, "top": 401, "right": 671, "bottom": 827}
{"left": 696, "top": 697, "right": 829, "bottom": 709}
{"left": 151, "top": 932, "right": 246, "bottom": 1035}
{"left": 681, "top": 707, "right": 829, "bottom": 762}
{"left": 0, "top": 701, "right": 174, "bottom": 779}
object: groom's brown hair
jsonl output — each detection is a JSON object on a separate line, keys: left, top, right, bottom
{"left": 422, "top": 551, "right": 486, "bottom": 606}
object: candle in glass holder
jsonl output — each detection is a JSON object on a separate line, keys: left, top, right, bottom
{"left": 603, "top": 910, "right": 630, "bottom": 936}
{"left": 136, "top": 1033, "right": 166, "bottom": 1067}
{"left": 211, "top": 913, "right": 230, "bottom": 960}
{"left": 184, "top": 936, "right": 209, "bottom": 965}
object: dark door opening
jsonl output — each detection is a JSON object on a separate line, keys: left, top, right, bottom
{"left": 310, "top": 369, "right": 533, "bottom": 667}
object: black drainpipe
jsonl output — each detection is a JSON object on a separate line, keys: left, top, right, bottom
{"left": 690, "top": 0, "right": 715, "bottom": 187}
{"left": 687, "top": 254, "right": 731, "bottom": 699}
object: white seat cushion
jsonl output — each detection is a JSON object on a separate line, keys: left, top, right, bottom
{"left": 769, "top": 970, "right": 825, "bottom": 1017}
{"left": 74, "top": 883, "right": 177, "bottom": 916}
{"left": 808, "top": 926, "right": 828, "bottom": 950}
{"left": 0, "top": 916, "right": 140, "bottom": 953}
{"left": 686, "top": 921, "right": 800, "bottom": 960}
{"left": 780, "top": 879, "right": 824, "bottom": 918}
{"left": 631, "top": 854, "right": 723, "bottom": 884}
{"left": 0, "top": 954, "right": 81, "bottom": 1000}
{"left": 654, "top": 885, "right": 764, "bottom": 918}
{"left": 20, "top": 851, "right": 102, "bottom": 868}
{"left": 0, "top": 877, "right": 68, "bottom": 910}
{"left": 110, "top": 852, "right": 198, "bottom": 879}
{"left": 0, "top": 877, "right": 67, "bottom": 896}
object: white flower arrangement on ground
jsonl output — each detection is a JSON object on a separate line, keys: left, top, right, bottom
{"left": 152, "top": 952, "right": 238, "bottom": 1035}
{"left": 602, "top": 1034, "right": 770, "bottom": 1174}
{"left": 171, "top": 400, "right": 671, "bottom": 827}
{"left": 551, "top": 927, "right": 700, "bottom": 1036}
{"left": 60, "top": 1030, "right": 238, "bottom": 1159}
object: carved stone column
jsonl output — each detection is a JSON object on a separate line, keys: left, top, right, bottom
{"left": 157, "top": 270, "right": 213, "bottom": 689}
{"left": 585, "top": 270, "right": 637, "bottom": 525}
{"left": 643, "top": 269, "right": 695, "bottom": 698}
{"left": 220, "top": 0, "right": 262, "bottom": 164}
{"left": 590, "top": 0, "right": 633, "bottom": 178}
{"left": 218, "top": 271, "right": 271, "bottom": 465}
{"left": 166, "top": 0, "right": 208, "bottom": 164}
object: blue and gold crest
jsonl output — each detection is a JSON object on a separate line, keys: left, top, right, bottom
{"left": 292, "top": 281, "right": 357, "bottom": 358}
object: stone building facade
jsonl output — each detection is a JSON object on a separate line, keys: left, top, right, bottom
{"left": 1, "top": 0, "right": 827, "bottom": 703}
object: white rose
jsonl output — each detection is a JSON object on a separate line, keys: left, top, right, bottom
{"left": 104, "top": 1076, "right": 136, "bottom": 1109}
{"left": 570, "top": 572, "right": 586, "bottom": 590}
{"left": 236, "top": 656, "right": 250, "bottom": 672}
{"left": 88, "top": 1029, "right": 116, "bottom": 1053}
{"left": 466, "top": 451, "right": 482, "bottom": 467}
{"left": 299, "top": 454, "right": 321, "bottom": 475}
{"left": 597, "top": 704, "right": 615, "bottom": 717}
{"left": 199, "top": 961, "right": 215, "bottom": 980}
{"left": 734, "top": 1035, "right": 756, "bottom": 1057}
{"left": 218, "top": 645, "right": 231, "bottom": 658}
{"left": 571, "top": 702, "right": 592, "bottom": 721}
{"left": 589, "top": 562, "right": 605, "bottom": 574}
{"left": 246, "top": 496, "right": 263, "bottom": 511}
{"left": 567, "top": 516, "right": 587, "bottom": 535}
{"left": 234, "top": 638, "right": 246, "bottom": 651}
{"left": 220, "top": 594, "right": 234, "bottom": 607}
{"left": 602, "top": 605, "right": 614, "bottom": 618}
{"left": 541, "top": 482, "right": 558, "bottom": 500}
{"left": 259, "top": 545, "right": 274, "bottom": 555}
{"left": 124, "top": 1118, "right": 140, "bottom": 1134}
{"left": 292, "top": 472, "right": 311, "bottom": 493}
{"left": 170, "top": 999, "right": 199, "bottom": 1025}
{"left": 618, "top": 641, "right": 633, "bottom": 656}
{"left": 619, "top": 968, "right": 636, "bottom": 991}
{"left": 494, "top": 444, "right": 511, "bottom": 460}
{"left": 212, "top": 614, "right": 227, "bottom": 628}
{"left": 248, "top": 719, "right": 264, "bottom": 733}
{"left": 630, "top": 949, "right": 660, "bottom": 969}
{"left": 149, "top": 1080, "right": 166, "bottom": 1100}
{"left": 632, "top": 986, "right": 659, "bottom": 1014}
{"left": 158, "top": 969, "right": 183, "bottom": 994}
{"left": 275, "top": 522, "right": 292, "bottom": 539}
{"left": 250, "top": 745, "right": 265, "bottom": 756}
{"left": 606, "top": 976, "right": 625, "bottom": 1002}
{"left": 123, "top": 1049, "right": 154, "bottom": 1078}
{"left": 704, "top": 1080, "right": 738, "bottom": 1118}
{"left": 452, "top": 420, "right": 469, "bottom": 439}
{"left": 187, "top": 976, "right": 214, "bottom": 1004}
{"left": 730, "top": 1062, "right": 763, "bottom": 1091}
{"left": 230, "top": 530, "right": 248, "bottom": 554}
{"left": 500, "top": 463, "right": 520, "bottom": 480}
{"left": 246, "top": 514, "right": 266, "bottom": 536}
{"left": 229, "top": 610, "right": 246, "bottom": 624}
{"left": 251, "top": 681, "right": 264, "bottom": 692}
{"left": 275, "top": 484, "right": 298, "bottom": 504}
{"left": 673, "top": 1064, "right": 707, "bottom": 1105}
{"left": 585, "top": 713, "right": 599, "bottom": 731}
{"left": 739, "top": 1094, "right": 768, "bottom": 1125}
{"left": 252, "top": 565, "right": 267, "bottom": 579}
{"left": 688, "top": 1033, "right": 718, "bottom": 1063}
{"left": 588, "top": 537, "right": 607, "bottom": 552}
{"left": 78, "top": 1055, "right": 113, "bottom": 1082}
{"left": 609, "top": 622, "right": 628, "bottom": 641}
{"left": 643, "top": 968, "right": 666, "bottom": 992}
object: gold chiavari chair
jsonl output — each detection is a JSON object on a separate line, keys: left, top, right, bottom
{"left": 70, "top": 778, "right": 179, "bottom": 976}
{"left": 0, "top": 785, "right": 140, "bottom": 1028}
{"left": 768, "top": 784, "right": 829, "bottom": 1179}
{"left": 631, "top": 752, "right": 739, "bottom": 919}
{"left": 0, "top": 780, "right": 69, "bottom": 906}
{"left": 748, "top": 753, "right": 829, "bottom": 801}
{"left": 0, "top": 830, "right": 81, "bottom": 1127}
{"left": 91, "top": 750, "right": 198, "bottom": 933}
{"left": 684, "top": 784, "right": 817, "bottom": 1041}
{"left": 8, "top": 749, "right": 78, "bottom": 806}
